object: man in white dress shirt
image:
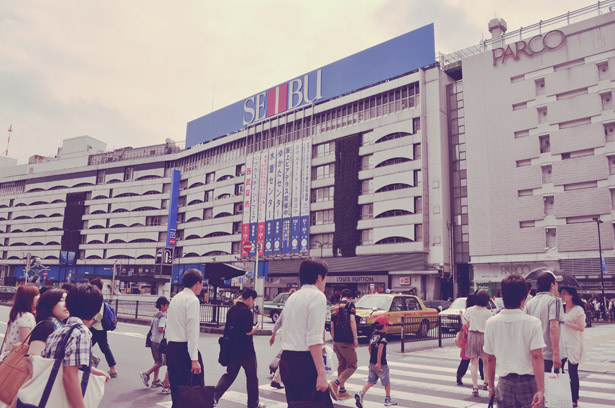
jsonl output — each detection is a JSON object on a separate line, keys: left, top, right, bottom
{"left": 484, "top": 274, "right": 546, "bottom": 408}
{"left": 165, "top": 269, "right": 205, "bottom": 407}
{"left": 279, "top": 258, "right": 333, "bottom": 407}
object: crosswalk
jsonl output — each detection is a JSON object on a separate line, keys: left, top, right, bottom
{"left": 156, "top": 355, "right": 615, "bottom": 408}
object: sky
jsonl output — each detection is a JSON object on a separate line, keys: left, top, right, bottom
{"left": 0, "top": 0, "right": 595, "bottom": 163}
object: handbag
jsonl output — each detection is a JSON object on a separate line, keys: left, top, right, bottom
{"left": 218, "top": 325, "right": 233, "bottom": 367}
{"left": 544, "top": 369, "right": 573, "bottom": 408}
{"left": 0, "top": 321, "right": 43, "bottom": 405}
{"left": 177, "top": 375, "right": 214, "bottom": 408}
{"left": 16, "top": 324, "right": 105, "bottom": 408}
{"left": 158, "top": 338, "right": 167, "bottom": 355}
{"left": 454, "top": 328, "right": 466, "bottom": 348}
{"left": 145, "top": 329, "right": 152, "bottom": 348}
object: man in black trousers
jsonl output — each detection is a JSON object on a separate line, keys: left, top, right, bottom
{"left": 215, "top": 288, "right": 265, "bottom": 408}
{"left": 165, "top": 269, "right": 205, "bottom": 407}
{"left": 279, "top": 258, "right": 333, "bottom": 407}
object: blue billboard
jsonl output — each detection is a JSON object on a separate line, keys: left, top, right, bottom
{"left": 186, "top": 23, "right": 435, "bottom": 148}
{"left": 166, "top": 170, "right": 180, "bottom": 247}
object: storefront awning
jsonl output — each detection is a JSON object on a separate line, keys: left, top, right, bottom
{"left": 203, "top": 263, "right": 246, "bottom": 282}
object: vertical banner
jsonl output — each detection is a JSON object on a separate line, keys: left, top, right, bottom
{"left": 273, "top": 145, "right": 284, "bottom": 254}
{"left": 257, "top": 150, "right": 268, "bottom": 256}
{"left": 281, "top": 144, "right": 293, "bottom": 253}
{"left": 166, "top": 169, "right": 181, "bottom": 247}
{"left": 250, "top": 153, "right": 261, "bottom": 256}
{"left": 300, "top": 139, "right": 311, "bottom": 253}
{"left": 290, "top": 140, "right": 302, "bottom": 253}
{"left": 265, "top": 149, "right": 276, "bottom": 255}
{"left": 241, "top": 155, "right": 253, "bottom": 257}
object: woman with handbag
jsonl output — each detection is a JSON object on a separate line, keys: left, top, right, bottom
{"left": 455, "top": 294, "right": 484, "bottom": 386}
{"left": 28, "top": 289, "right": 69, "bottom": 356}
{"left": 560, "top": 286, "right": 585, "bottom": 408}
{"left": 0, "top": 286, "right": 39, "bottom": 360}
{"left": 463, "top": 290, "right": 492, "bottom": 397}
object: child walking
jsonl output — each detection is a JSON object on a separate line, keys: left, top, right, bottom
{"left": 140, "top": 296, "right": 170, "bottom": 392}
{"left": 355, "top": 315, "right": 397, "bottom": 407}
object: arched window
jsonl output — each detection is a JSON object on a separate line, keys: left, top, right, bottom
{"left": 375, "top": 183, "right": 412, "bottom": 193}
{"left": 375, "top": 210, "right": 412, "bottom": 218}
{"left": 374, "top": 132, "right": 411, "bottom": 144}
{"left": 375, "top": 236, "right": 412, "bottom": 245}
{"left": 375, "top": 157, "right": 411, "bottom": 168}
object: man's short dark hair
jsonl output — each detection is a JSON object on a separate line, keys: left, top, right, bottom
{"left": 299, "top": 258, "right": 328, "bottom": 285}
{"left": 536, "top": 270, "right": 555, "bottom": 292}
{"left": 155, "top": 296, "right": 170, "bottom": 309}
{"left": 182, "top": 269, "right": 203, "bottom": 288}
{"left": 66, "top": 283, "right": 103, "bottom": 321}
{"left": 89, "top": 277, "right": 103, "bottom": 291}
{"left": 501, "top": 274, "right": 529, "bottom": 309}
{"left": 241, "top": 288, "right": 257, "bottom": 300}
{"left": 476, "top": 289, "right": 490, "bottom": 307}
{"left": 341, "top": 289, "right": 353, "bottom": 298}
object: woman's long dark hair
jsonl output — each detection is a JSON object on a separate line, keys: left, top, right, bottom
{"left": 9, "top": 285, "right": 39, "bottom": 322}
{"left": 36, "top": 289, "right": 67, "bottom": 322}
{"left": 465, "top": 293, "right": 477, "bottom": 308}
{"left": 560, "top": 286, "right": 584, "bottom": 308}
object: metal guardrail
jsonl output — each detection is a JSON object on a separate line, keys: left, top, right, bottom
{"left": 400, "top": 314, "right": 460, "bottom": 352}
{"left": 108, "top": 299, "right": 232, "bottom": 328}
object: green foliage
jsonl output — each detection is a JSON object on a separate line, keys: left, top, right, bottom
{"left": 333, "top": 134, "right": 361, "bottom": 257}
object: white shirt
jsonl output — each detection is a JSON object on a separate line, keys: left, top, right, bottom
{"left": 1, "top": 312, "right": 35, "bottom": 359}
{"left": 464, "top": 306, "right": 492, "bottom": 332}
{"left": 281, "top": 285, "right": 326, "bottom": 351}
{"left": 166, "top": 288, "right": 200, "bottom": 361}
{"left": 483, "top": 309, "right": 546, "bottom": 377}
{"left": 561, "top": 305, "right": 585, "bottom": 364}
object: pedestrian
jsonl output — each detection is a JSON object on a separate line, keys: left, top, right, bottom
{"left": 41, "top": 284, "right": 111, "bottom": 407}
{"left": 354, "top": 315, "right": 397, "bottom": 407}
{"left": 483, "top": 274, "right": 545, "bottom": 408}
{"left": 609, "top": 298, "right": 615, "bottom": 322}
{"left": 28, "top": 288, "right": 69, "bottom": 356}
{"left": 524, "top": 270, "right": 567, "bottom": 372}
{"left": 279, "top": 258, "right": 333, "bottom": 406}
{"left": 89, "top": 278, "right": 118, "bottom": 378}
{"left": 0, "top": 285, "right": 39, "bottom": 360}
{"left": 140, "top": 296, "right": 170, "bottom": 391}
{"left": 329, "top": 288, "right": 358, "bottom": 400}
{"left": 463, "top": 289, "right": 492, "bottom": 396}
{"left": 456, "top": 293, "right": 484, "bottom": 386}
{"left": 560, "top": 286, "right": 585, "bottom": 408}
{"left": 165, "top": 269, "right": 205, "bottom": 407}
{"left": 214, "top": 288, "right": 265, "bottom": 408}
{"left": 268, "top": 309, "right": 286, "bottom": 390}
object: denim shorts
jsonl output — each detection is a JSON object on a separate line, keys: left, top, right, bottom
{"left": 367, "top": 363, "right": 390, "bottom": 386}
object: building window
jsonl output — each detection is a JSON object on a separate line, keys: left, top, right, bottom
{"left": 206, "top": 172, "right": 215, "bottom": 184}
{"left": 236, "top": 164, "right": 245, "bottom": 177}
{"left": 539, "top": 135, "right": 550, "bottom": 153}
{"left": 204, "top": 208, "right": 213, "bottom": 219}
{"left": 604, "top": 122, "right": 615, "bottom": 143}
{"left": 312, "top": 164, "right": 334, "bottom": 180}
{"left": 414, "top": 224, "right": 423, "bottom": 241}
{"left": 310, "top": 186, "right": 334, "bottom": 202}
{"left": 235, "top": 183, "right": 244, "bottom": 196}
{"left": 360, "top": 229, "right": 373, "bottom": 245}
{"left": 232, "top": 222, "right": 242, "bottom": 234}
{"left": 124, "top": 166, "right": 133, "bottom": 181}
{"left": 541, "top": 165, "right": 552, "bottom": 184}
{"left": 413, "top": 117, "right": 420, "bottom": 133}
{"left": 96, "top": 170, "right": 105, "bottom": 185}
{"left": 231, "top": 241, "right": 241, "bottom": 254}
{"left": 543, "top": 196, "right": 554, "bottom": 215}
{"left": 361, "top": 180, "right": 373, "bottom": 195}
{"left": 597, "top": 61, "right": 609, "bottom": 81}
{"left": 609, "top": 156, "right": 615, "bottom": 175}
{"left": 234, "top": 202, "right": 243, "bottom": 215}
{"left": 538, "top": 107, "right": 548, "bottom": 124}
{"left": 204, "top": 190, "right": 214, "bottom": 202}
{"left": 146, "top": 216, "right": 161, "bottom": 226}
{"left": 414, "top": 197, "right": 423, "bottom": 214}
{"left": 310, "top": 209, "right": 334, "bottom": 225}
{"left": 361, "top": 204, "right": 373, "bottom": 220}
{"left": 545, "top": 228, "right": 556, "bottom": 249}
{"left": 535, "top": 78, "right": 545, "bottom": 96}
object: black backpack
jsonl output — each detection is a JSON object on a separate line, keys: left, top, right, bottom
{"left": 334, "top": 301, "right": 352, "bottom": 337}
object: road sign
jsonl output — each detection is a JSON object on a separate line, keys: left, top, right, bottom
{"left": 163, "top": 248, "right": 173, "bottom": 265}
{"left": 242, "top": 241, "right": 253, "bottom": 253}
{"left": 43, "top": 270, "right": 48, "bottom": 279}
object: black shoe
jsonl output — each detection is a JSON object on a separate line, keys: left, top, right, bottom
{"left": 456, "top": 377, "right": 463, "bottom": 386}
{"left": 270, "top": 381, "right": 284, "bottom": 389}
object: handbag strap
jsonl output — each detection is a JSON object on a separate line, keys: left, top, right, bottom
{"left": 37, "top": 323, "right": 91, "bottom": 408}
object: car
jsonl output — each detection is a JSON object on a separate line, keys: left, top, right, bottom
{"left": 439, "top": 297, "right": 498, "bottom": 332}
{"left": 326, "top": 293, "right": 438, "bottom": 338}
{"left": 423, "top": 299, "right": 452, "bottom": 312}
{"left": 493, "top": 297, "right": 505, "bottom": 313}
{"left": 263, "top": 292, "right": 292, "bottom": 323}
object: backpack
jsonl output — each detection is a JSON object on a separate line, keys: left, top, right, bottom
{"left": 333, "top": 301, "right": 352, "bottom": 338}
{"left": 101, "top": 302, "right": 117, "bottom": 331}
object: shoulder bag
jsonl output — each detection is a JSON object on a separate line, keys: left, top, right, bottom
{"left": 218, "top": 325, "right": 233, "bottom": 367}
{"left": 177, "top": 374, "right": 214, "bottom": 407}
{"left": 16, "top": 324, "right": 105, "bottom": 408}
{"left": 0, "top": 321, "right": 44, "bottom": 405}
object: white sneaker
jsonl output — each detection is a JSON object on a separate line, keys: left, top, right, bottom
{"left": 384, "top": 397, "right": 398, "bottom": 406}
{"left": 161, "top": 387, "right": 171, "bottom": 394}
{"left": 139, "top": 372, "right": 150, "bottom": 387}
{"left": 151, "top": 379, "right": 164, "bottom": 388}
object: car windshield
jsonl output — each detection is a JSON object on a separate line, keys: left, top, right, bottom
{"left": 449, "top": 298, "right": 467, "bottom": 309}
{"left": 355, "top": 295, "right": 392, "bottom": 311}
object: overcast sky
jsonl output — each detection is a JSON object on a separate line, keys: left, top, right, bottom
{"left": 0, "top": 0, "right": 594, "bottom": 163}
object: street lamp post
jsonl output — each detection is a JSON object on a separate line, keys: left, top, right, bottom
{"left": 592, "top": 218, "right": 607, "bottom": 310}
{"left": 315, "top": 240, "right": 323, "bottom": 258}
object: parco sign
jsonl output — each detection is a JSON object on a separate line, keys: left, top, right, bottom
{"left": 492, "top": 30, "right": 565, "bottom": 66}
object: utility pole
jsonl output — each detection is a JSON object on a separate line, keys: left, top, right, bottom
{"left": 592, "top": 218, "right": 607, "bottom": 311}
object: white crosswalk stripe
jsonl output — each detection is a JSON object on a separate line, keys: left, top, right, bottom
{"left": 163, "top": 355, "right": 615, "bottom": 408}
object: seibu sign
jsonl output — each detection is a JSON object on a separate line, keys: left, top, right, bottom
{"left": 492, "top": 30, "right": 565, "bottom": 67}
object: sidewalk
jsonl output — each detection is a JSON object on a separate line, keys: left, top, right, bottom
{"left": 407, "top": 323, "right": 615, "bottom": 374}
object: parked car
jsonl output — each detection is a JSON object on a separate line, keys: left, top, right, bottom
{"left": 423, "top": 299, "right": 452, "bottom": 312}
{"left": 439, "top": 297, "right": 498, "bottom": 332}
{"left": 263, "top": 292, "right": 292, "bottom": 322}
{"left": 0, "top": 286, "right": 17, "bottom": 302}
{"left": 326, "top": 293, "right": 438, "bottom": 338}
